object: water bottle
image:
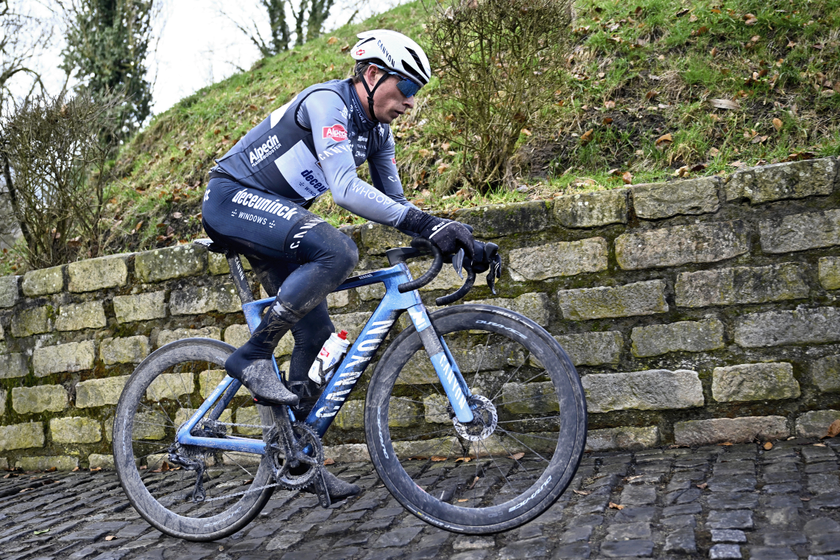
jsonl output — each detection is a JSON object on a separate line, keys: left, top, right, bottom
{"left": 308, "top": 330, "right": 350, "bottom": 385}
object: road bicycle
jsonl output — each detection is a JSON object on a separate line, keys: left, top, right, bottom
{"left": 112, "top": 237, "right": 587, "bottom": 540}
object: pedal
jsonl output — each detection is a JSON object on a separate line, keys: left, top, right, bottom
{"left": 313, "top": 467, "right": 332, "bottom": 509}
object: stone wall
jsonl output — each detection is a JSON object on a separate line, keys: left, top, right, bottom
{"left": 1, "top": 157, "right": 840, "bottom": 469}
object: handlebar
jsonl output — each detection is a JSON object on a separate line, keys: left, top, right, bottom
{"left": 391, "top": 238, "right": 478, "bottom": 305}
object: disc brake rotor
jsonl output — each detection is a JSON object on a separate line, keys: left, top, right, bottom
{"left": 453, "top": 394, "right": 498, "bottom": 442}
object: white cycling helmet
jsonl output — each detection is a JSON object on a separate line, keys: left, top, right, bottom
{"left": 352, "top": 29, "right": 431, "bottom": 87}
{"left": 351, "top": 29, "right": 431, "bottom": 122}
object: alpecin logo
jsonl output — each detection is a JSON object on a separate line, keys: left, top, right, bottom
{"left": 322, "top": 124, "right": 348, "bottom": 141}
{"left": 248, "top": 135, "right": 281, "bottom": 166}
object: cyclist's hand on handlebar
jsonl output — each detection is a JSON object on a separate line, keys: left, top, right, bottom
{"left": 400, "top": 208, "right": 475, "bottom": 260}
{"left": 470, "top": 241, "right": 499, "bottom": 274}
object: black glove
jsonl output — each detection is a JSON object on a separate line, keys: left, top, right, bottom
{"left": 400, "top": 208, "right": 475, "bottom": 259}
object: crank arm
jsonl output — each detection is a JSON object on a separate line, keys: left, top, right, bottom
{"left": 313, "top": 467, "right": 331, "bottom": 509}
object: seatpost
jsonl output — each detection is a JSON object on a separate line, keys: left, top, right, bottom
{"left": 226, "top": 251, "right": 254, "bottom": 304}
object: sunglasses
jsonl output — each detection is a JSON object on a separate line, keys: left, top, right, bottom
{"left": 373, "top": 65, "right": 422, "bottom": 98}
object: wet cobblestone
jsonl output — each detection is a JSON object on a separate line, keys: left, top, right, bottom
{"left": 1, "top": 439, "right": 839, "bottom": 559}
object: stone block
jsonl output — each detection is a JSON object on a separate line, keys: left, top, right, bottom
{"left": 334, "top": 399, "right": 365, "bottom": 430}
{"left": 359, "top": 222, "right": 411, "bottom": 255}
{"left": 134, "top": 244, "right": 207, "bottom": 283}
{"left": 676, "top": 263, "right": 810, "bottom": 308}
{"left": 388, "top": 397, "right": 422, "bottom": 428}
{"left": 67, "top": 254, "right": 129, "bottom": 292}
{"left": 632, "top": 176, "right": 720, "bottom": 219}
{"left": 10, "top": 305, "right": 53, "bottom": 337}
{"left": 674, "top": 416, "right": 789, "bottom": 446}
{"left": 16, "top": 456, "right": 78, "bottom": 471}
{"left": 12, "top": 385, "right": 68, "bottom": 414}
{"left": 734, "top": 306, "right": 840, "bottom": 347}
{"left": 616, "top": 221, "right": 750, "bottom": 270}
{"left": 456, "top": 200, "right": 553, "bottom": 236}
{"left": 113, "top": 291, "right": 166, "bottom": 323}
{"left": 473, "top": 293, "right": 551, "bottom": 326}
{"left": 507, "top": 238, "right": 609, "bottom": 281}
{"left": 813, "top": 355, "right": 840, "bottom": 393}
{"left": 146, "top": 372, "right": 194, "bottom": 401}
{"left": 0, "top": 422, "right": 44, "bottom": 450}
{"left": 555, "top": 331, "right": 623, "bottom": 366}
{"left": 198, "top": 369, "right": 248, "bottom": 398}
{"left": 56, "top": 301, "right": 107, "bottom": 332}
{"left": 502, "top": 381, "right": 560, "bottom": 414}
{"left": 33, "top": 340, "right": 96, "bottom": 376}
{"left": 712, "top": 362, "right": 800, "bottom": 402}
{"left": 21, "top": 265, "right": 64, "bottom": 296}
{"left": 50, "top": 416, "right": 101, "bottom": 443}
{"left": 170, "top": 282, "right": 241, "bottom": 315}
{"left": 760, "top": 209, "right": 840, "bottom": 253}
{"left": 819, "top": 257, "right": 840, "bottom": 290}
{"left": 224, "top": 324, "right": 251, "bottom": 348}
{"left": 327, "top": 290, "right": 350, "bottom": 309}
{"left": 725, "top": 157, "right": 837, "bottom": 204}
{"left": 557, "top": 280, "right": 668, "bottom": 320}
{"left": 796, "top": 409, "right": 840, "bottom": 438}
{"left": 554, "top": 189, "right": 628, "bottom": 228}
{"left": 582, "top": 369, "right": 704, "bottom": 413}
{"left": 322, "top": 443, "right": 370, "bottom": 464}
{"left": 586, "top": 426, "right": 660, "bottom": 452}
{"left": 0, "top": 353, "right": 28, "bottom": 379}
{"left": 0, "top": 275, "right": 19, "bottom": 308}
{"left": 75, "top": 376, "right": 130, "bottom": 408}
{"left": 88, "top": 454, "right": 115, "bottom": 470}
{"left": 100, "top": 336, "right": 150, "bottom": 365}
{"left": 157, "top": 327, "right": 222, "bottom": 347}
{"left": 208, "top": 252, "right": 252, "bottom": 275}
{"left": 631, "top": 319, "right": 725, "bottom": 357}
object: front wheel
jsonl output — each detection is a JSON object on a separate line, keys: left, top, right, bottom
{"left": 365, "top": 305, "right": 587, "bottom": 534}
{"left": 112, "top": 338, "right": 276, "bottom": 541}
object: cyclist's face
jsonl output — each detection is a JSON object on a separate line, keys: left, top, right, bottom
{"left": 369, "top": 69, "right": 416, "bottom": 123}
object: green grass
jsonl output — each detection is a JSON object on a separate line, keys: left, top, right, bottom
{"left": 4, "top": 0, "right": 840, "bottom": 272}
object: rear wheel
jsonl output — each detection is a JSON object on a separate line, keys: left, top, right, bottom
{"left": 112, "top": 338, "right": 276, "bottom": 541}
{"left": 365, "top": 305, "right": 586, "bottom": 534}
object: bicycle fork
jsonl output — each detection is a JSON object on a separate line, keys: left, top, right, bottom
{"left": 407, "top": 303, "right": 474, "bottom": 424}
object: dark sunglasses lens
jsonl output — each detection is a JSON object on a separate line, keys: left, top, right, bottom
{"left": 397, "top": 78, "right": 421, "bottom": 98}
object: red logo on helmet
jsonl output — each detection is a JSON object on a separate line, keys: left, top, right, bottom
{"left": 322, "top": 124, "right": 348, "bottom": 141}
{"left": 355, "top": 49, "right": 366, "bottom": 57}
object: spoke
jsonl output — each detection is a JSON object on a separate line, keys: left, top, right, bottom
{"left": 497, "top": 415, "right": 561, "bottom": 425}
{"left": 494, "top": 427, "right": 552, "bottom": 464}
{"left": 489, "top": 356, "right": 530, "bottom": 402}
{"left": 475, "top": 438, "right": 515, "bottom": 498}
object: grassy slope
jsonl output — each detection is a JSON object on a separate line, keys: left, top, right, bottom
{"left": 10, "top": 0, "right": 840, "bottom": 268}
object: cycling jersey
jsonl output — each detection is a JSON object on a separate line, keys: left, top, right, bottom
{"left": 211, "top": 78, "right": 412, "bottom": 227}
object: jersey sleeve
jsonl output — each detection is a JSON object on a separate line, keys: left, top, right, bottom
{"left": 367, "top": 129, "right": 418, "bottom": 209}
{"left": 298, "top": 91, "right": 410, "bottom": 227}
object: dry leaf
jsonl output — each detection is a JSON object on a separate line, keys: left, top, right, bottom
{"left": 455, "top": 457, "right": 473, "bottom": 463}
{"left": 430, "top": 456, "right": 447, "bottom": 462}
{"left": 772, "top": 118, "right": 783, "bottom": 131}
{"left": 744, "top": 13, "right": 758, "bottom": 25}
{"left": 521, "top": 128, "right": 532, "bottom": 136}
{"left": 655, "top": 133, "right": 673, "bottom": 145}
{"left": 824, "top": 419, "right": 840, "bottom": 438}
{"left": 105, "top": 536, "right": 116, "bottom": 541}
{"left": 604, "top": 100, "right": 616, "bottom": 109}
{"left": 458, "top": 498, "right": 470, "bottom": 502}
{"left": 327, "top": 37, "right": 338, "bottom": 45}
{"left": 711, "top": 98, "right": 740, "bottom": 110}
{"left": 323, "top": 458, "right": 335, "bottom": 465}
{"left": 580, "top": 129, "right": 594, "bottom": 145}
{"left": 508, "top": 452, "right": 526, "bottom": 461}
{"left": 763, "top": 442, "right": 773, "bottom": 450}
{"left": 622, "top": 171, "right": 633, "bottom": 184}
{"left": 573, "top": 489, "right": 591, "bottom": 496}
{"left": 696, "top": 482, "right": 708, "bottom": 489}
{"left": 609, "top": 502, "right": 625, "bottom": 510}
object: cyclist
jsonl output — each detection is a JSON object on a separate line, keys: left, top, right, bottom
{"left": 201, "top": 29, "right": 495, "bottom": 500}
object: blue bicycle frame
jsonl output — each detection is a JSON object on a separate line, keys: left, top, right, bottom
{"left": 175, "top": 260, "right": 474, "bottom": 456}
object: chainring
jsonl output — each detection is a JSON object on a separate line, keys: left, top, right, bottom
{"left": 269, "top": 421, "right": 324, "bottom": 490}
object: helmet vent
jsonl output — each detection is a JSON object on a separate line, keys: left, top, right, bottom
{"left": 405, "top": 48, "right": 430, "bottom": 81}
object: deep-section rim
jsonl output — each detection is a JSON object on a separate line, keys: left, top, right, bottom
{"left": 112, "top": 337, "right": 275, "bottom": 541}
{"left": 365, "top": 304, "right": 587, "bottom": 534}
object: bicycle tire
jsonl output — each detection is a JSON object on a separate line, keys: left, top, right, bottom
{"left": 364, "top": 305, "right": 587, "bottom": 534}
{"left": 113, "top": 338, "right": 276, "bottom": 541}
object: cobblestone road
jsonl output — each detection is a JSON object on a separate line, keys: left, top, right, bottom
{"left": 2, "top": 438, "right": 840, "bottom": 560}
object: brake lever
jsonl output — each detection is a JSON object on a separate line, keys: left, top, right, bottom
{"left": 486, "top": 255, "right": 502, "bottom": 295}
{"left": 452, "top": 248, "right": 465, "bottom": 280}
